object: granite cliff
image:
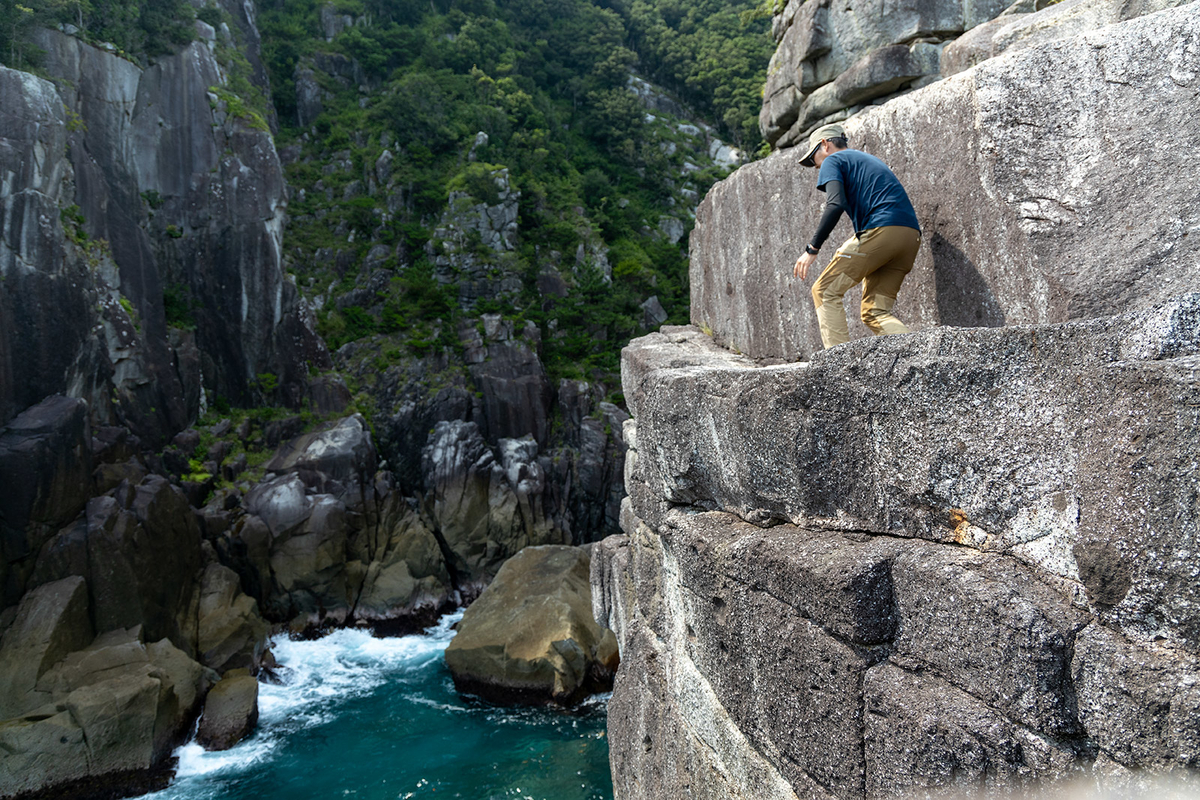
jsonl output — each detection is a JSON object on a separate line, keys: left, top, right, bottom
{"left": 593, "top": 3, "right": 1200, "bottom": 798}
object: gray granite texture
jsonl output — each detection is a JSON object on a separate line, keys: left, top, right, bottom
{"left": 596, "top": 295, "right": 1200, "bottom": 798}
{"left": 708, "top": 4, "right": 1200, "bottom": 361}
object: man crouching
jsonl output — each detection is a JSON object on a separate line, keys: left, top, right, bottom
{"left": 792, "top": 124, "right": 921, "bottom": 349}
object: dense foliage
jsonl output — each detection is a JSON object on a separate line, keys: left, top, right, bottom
{"left": 257, "top": 0, "right": 770, "bottom": 382}
{"left": 2, "top": 0, "right": 772, "bottom": 393}
{"left": 1, "top": 0, "right": 195, "bottom": 67}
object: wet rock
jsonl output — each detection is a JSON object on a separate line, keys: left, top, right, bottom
{"left": 196, "top": 670, "right": 259, "bottom": 751}
{"left": 445, "top": 545, "right": 617, "bottom": 705}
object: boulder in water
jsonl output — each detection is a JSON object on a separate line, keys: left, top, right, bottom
{"left": 444, "top": 545, "right": 618, "bottom": 705}
{"left": 196, "top": 670, "right": 259, "bottom": 751}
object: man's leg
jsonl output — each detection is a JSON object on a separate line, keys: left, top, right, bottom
{"left": 859, "top": 227, "right": 920, "bottom": 336}
{"left": 811, "top": 235, "right": 865, "bottom": 348}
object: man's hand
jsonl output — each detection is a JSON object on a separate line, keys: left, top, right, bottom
{"left": 794, "top": 250, "right": 819, "bottom": 281}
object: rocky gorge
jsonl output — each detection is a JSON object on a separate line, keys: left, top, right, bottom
{"left": 592, "top": 1, "right": 1200, "bottom": 798}
{"left": 0, "top": 0, "right": 659, "bottom": 794}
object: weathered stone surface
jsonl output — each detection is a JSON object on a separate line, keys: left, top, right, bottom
{"left": 264, "top": 414, "right": 377, "bottom": 494}
{"left": 422, "top": 420, "right": 570, "bottom": 587}
{"left": 0, "top": 576, "right": 93, "bottom": 719}
{"left": 712, "top": 5, "right": 1200, "bottom": 360}
{"left": 6, "top": 24, "right": 329, "bottom": 443}
{"left": 0, "top": 68, "right": 105, "bottom": 431}
{"left": 0, "top": 396, "right": 92, "bottom": 607}
{"left": 84, "top": 477, "right": 204, "bottom": 649}
{"left": 891, "top": 545, "right": 1087, "bottom": 735}
{"left": 599, "top": 296, "right": 1200, "bottom": 797}
{"left": 196, "top": 671, "right": 259, "bottom": 751}
{"left": 0, "top": 624, "right": 208, "bottom": 797}
{"left": 863, "top": 664, "right": 1078, "bottom": 798}
{"left": 354, "top": 493, "right": 454, "bottom": 629}
{"left": 197, "top": 564, "right": 269, "bottom": 674}
{"left": 625, "top": 298, "right": 1200, "bottom": 649}
{"left": 1072, "top": 623, "right": 1200, "bottom": 768}
{"left": 444, "top": 545, "right": 617, "bottom": 704}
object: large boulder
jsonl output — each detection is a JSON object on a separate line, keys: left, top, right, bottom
{"left": 0, "top": 587, "right": 208, "bottom": 798}
{"left": 196, "top": 670, "right": 259, "bottom": 751}
{"left": 700, "top": 3, "right": 1200, "bottom": 361}
{"left": 445, "top": 545, "right": 618, "bottom": 705}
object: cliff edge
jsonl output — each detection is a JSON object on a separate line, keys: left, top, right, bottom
{"left": 593, "top": 4, "right": 1200, "bottom": 798}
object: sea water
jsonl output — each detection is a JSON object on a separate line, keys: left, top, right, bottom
{"left": 143, "top": 613, "right": 613, "bottom": 800}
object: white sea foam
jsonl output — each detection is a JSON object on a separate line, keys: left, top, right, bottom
{"left": 142, "top": 612, "right": 465, "bottom": 798}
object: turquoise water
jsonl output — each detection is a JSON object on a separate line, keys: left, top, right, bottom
{"left": 145, "top": 613, "right": 613, "bottom": 800}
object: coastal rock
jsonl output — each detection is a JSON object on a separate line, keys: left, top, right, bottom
{"left": 0, "top": 577, "right": 93, "bottom": 719}
{"left": 4, "top": 23, "right": 329, "bottom": 446}
{"left": 197, "top": 564, "right": 269, "bottom": 674}
{"left": 0, "top": 598, "right": 208, "bottom": 798}
{"left": 0, "top": 396, "right": 93, "bottom": 607}
{"left": 354, "top": 492, "right": 454, "bottom": 631}
{"left": 196, "top": 670, "right": 259, "bottom": 751}
{"left": 263, "top": 414, "right": 377, "bottom": 495}
{"left": 423, "top": 421, "right": 570, "bottom": 588}
{"left": 597, "top": 296, "right": 1200, "bottom": 797}
{"left": 703, "top": 4, "right": 1200, "bottom": 360}
{"left": 445, "top": 545, "right": 617, "bottom": 704}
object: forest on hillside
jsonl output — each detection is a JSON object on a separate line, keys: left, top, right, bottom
{"left": 2, "top": 0, "right": 771, "bottom": 388}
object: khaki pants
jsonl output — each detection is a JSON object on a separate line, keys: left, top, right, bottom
{"left": 811, "top": 225, "right": 920, "bottom": 348}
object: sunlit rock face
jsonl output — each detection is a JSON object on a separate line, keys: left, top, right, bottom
{"left": 596, "top": 5, "right": 1200, "bottom": 796}
{"left": 760, "top": 0, "right": 1192, "bottom": 149}
{"left": 708, "top": 3, "right": 1200, "bottom": 362}
{"left": 597, "top": 299, "right": 1200, "bottom": 799}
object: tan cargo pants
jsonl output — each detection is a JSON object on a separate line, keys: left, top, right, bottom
{"left": 811, "top": 225, "right": 920, "bottom": 348}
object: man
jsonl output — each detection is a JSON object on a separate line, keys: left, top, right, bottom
{"left": 792, "top": 124, "right": 921, "bottom": 349}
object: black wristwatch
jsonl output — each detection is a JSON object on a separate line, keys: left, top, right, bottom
{"left": 805, "top": 244, "right": 819, "bottom": 255}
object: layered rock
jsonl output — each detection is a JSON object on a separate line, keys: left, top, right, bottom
{"left": 761, "top": 0, "right": 1191, "bottom": 148}
{"left": 0, "top": 20, "right": 328, "bottom": 445}
{"left": 0, "top": 578, "right": 210, "bottom": 798}
{"left": 703, "top": 3, "right": 1200, "bottom": 361}
{"left": 445, "top": 544, "right": 618, "bottom": 705}
{"left": 595, "top": 295, "right": 1200, "bottom": 798}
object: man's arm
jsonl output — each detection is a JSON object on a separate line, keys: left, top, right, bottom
{"left": 793, "top": 180, "right": 847, "bottom": 281}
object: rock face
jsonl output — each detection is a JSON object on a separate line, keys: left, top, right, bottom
{"left": 0, "top": 17, "right": 329, "bottom": 444}
{"left": 706, "top": 3, "right": 1200, "bottom": 361}
{"left": 445, "top": 545, "right": 618, "bottom": 705}
{"left": 338, "top": 316, "right": 630, "bottom": 550}
{"left": 595, "top": 298, "right": 1200, "bottom": 798}
{"left": 0, "top": 578, "right": 209, "bottom": 798}
{"left": 760, "top": 0, "right": 1191, "bottom": 148}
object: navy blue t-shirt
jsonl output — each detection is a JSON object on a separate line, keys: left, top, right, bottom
{"left": 817, "top": 150, "right": 920, "bottom": 235}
